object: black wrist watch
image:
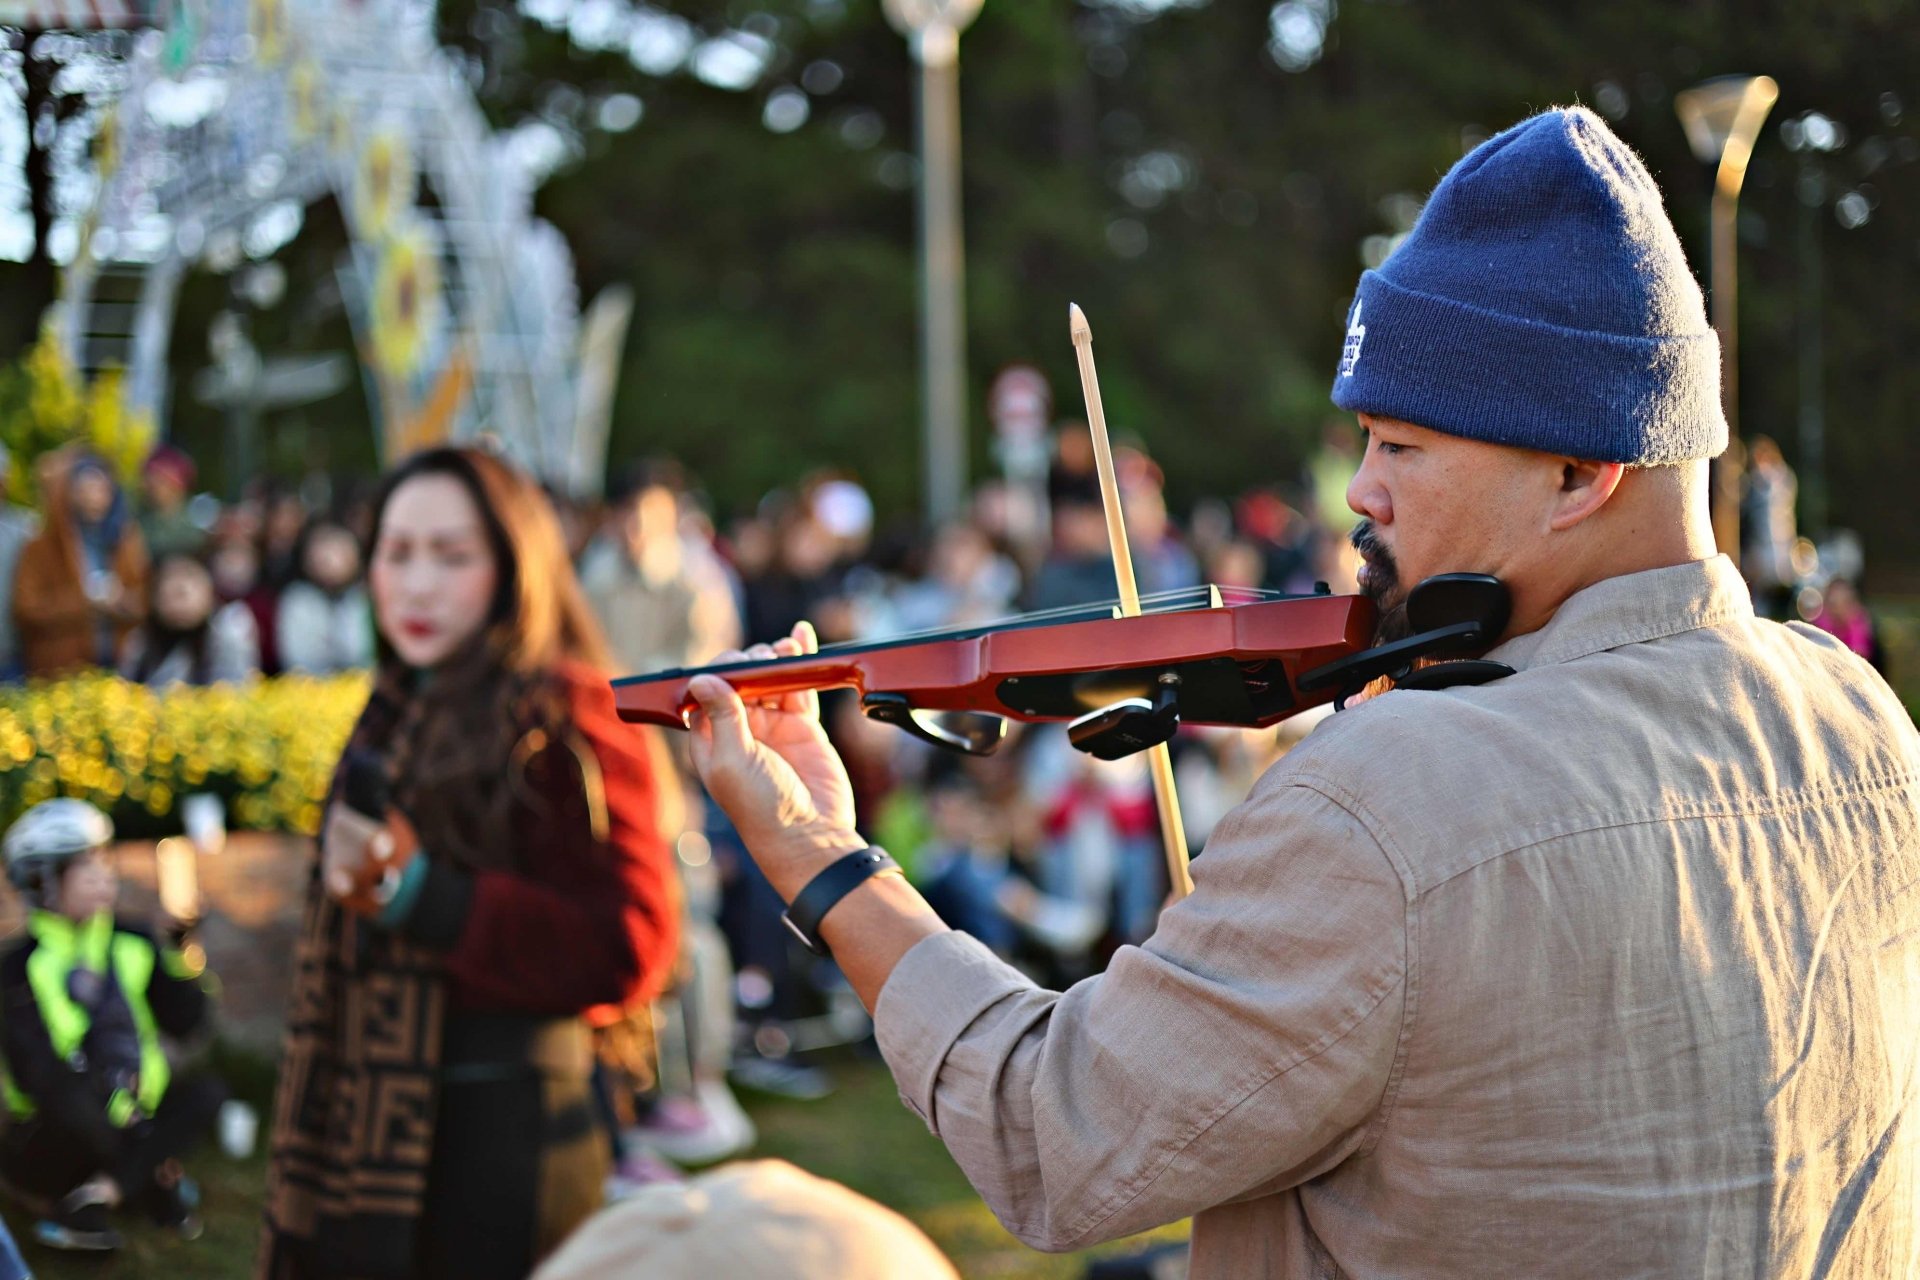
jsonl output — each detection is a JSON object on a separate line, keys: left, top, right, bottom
{"left": 781, "top": 848, "right": 902, "bottom": 958}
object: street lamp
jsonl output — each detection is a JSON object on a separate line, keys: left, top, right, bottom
{"left": 1673, "top": 74, "right": 1778, "bottom": 556}
{"left": 883, "top": 0, "right": 984, "bottom": 528}
{"left": 1781, "top": 111, "right": 1847, "bottom": 536}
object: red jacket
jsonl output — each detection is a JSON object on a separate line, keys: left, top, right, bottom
{"left": 400, "top": 660, "right": 682, "bottom": 1016}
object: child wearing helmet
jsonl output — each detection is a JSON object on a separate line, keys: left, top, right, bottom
{"left": 0, "top": 798, "right": 225, "bottom": 1253}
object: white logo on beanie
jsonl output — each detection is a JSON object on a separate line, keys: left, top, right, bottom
{"left": 1339, "top": 300, "right": 1366, "bottom": 377}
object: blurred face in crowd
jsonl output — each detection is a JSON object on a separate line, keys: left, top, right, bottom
{"left": 70, "top": 467, "right": 115, "bottom": 524}
{"left": 930, "top": 524, "right": 990, "bottom": 589}
{"left": 370, "top": 473, "right": 501, "bottom": 670}
{"left": 780, "top": 515, "right": 836, "bottom": 579}
{"left": 55, "top": 848, "right": 117, "bottom": 921}
{"left": 1123, "top": 484, "right": 1170, "bottom": 545}
{"left": 1822, "top": 578, "right": 1862, "bottom": 622}
{"left": 209, "top": 538, "right": 260, "bottom": 599}
{"left": 153, "top": 556, "right": 217, "bottom": 631}
{"left": 729, "top": 518, "right": 775, "bottom": 578}
{"left": 266, "top": 495, "right": 306, "bottom": 553}
{"left": 145, "top": 469, "right": 186, "bottom": 512}
{"left": 1207, "top": 541, "right": 1265, "bottom": 591}
{"left": 624, "top": 486, "right": 681, "bottom": 559}
{"left": 1054, "top": 502, "right": 1110, "bottom": 558}
{"left": 929, "top": 784, "right": 990, "bottom": 849}
{"left": 304, "top": 524, "right": 363, "bottom": 592}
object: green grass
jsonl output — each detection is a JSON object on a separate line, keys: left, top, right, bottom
{"left": 11, "top": 1055, "right": 1187, "bottom": 1279}
{"left": 4, "top": 1148, "right": 271, "bottom": 1278}
{"left": 1878, "top": 598, "right": 1920, "bottom": 720}
{"left": 739, "top": 1056, "right": 1190, "bottom": 1279}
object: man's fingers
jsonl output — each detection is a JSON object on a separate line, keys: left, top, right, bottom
{"left": 783, "top": 620, "right": 821, "bottom": 716}
{"left": 688, "top": 675, "right": 754, "bottom": 758}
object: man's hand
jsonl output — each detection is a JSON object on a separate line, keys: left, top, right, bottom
{"left": 321, "top": 801, "right": 420, "bottom": 917}
{"left": 685, "top": 621, "right": 864, "bottom": 902}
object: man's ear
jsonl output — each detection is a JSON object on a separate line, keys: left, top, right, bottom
{"left": 1548, "top": 458, "right": 1626, "bottom": 531}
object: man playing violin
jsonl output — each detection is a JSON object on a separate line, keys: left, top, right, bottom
{"left": 685, "top": 108, "right": 1920, "bottom": 1277}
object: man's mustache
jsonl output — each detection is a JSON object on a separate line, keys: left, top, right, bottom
{"left": 1349, "top": 520, "right": 1410, "bottom": 643}
{"left": 1350, "top": 520, "right": 1397, "bottom": 593}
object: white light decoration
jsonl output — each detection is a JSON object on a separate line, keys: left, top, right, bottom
{"left": 56, "top": 0, "right": 602, "bottom": 491}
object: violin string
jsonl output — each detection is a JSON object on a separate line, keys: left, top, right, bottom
{"left": 621, "top": 584, "right": 1302, "bottom": 682}
{"left": 809, "top": 584, "right": 1290, "bottom": 653}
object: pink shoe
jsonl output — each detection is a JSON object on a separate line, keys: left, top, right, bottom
{"left": 625, "top": 1081, "right": 756, "bottom": 1165}
{"left": 605, "top": 1150, "right": 684, "bottom": 1202}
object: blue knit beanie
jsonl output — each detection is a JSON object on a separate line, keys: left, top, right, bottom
{"left": 1330, "top": 107, "right": 1726, "bottom": 464}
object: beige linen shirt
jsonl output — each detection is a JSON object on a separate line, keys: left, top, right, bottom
{"left": 875, "top": 556, "right": 1920, "bottom": 1277}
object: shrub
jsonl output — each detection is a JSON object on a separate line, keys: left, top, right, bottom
{"left": 0, "top": 672, "right": 368, "bottom": 836}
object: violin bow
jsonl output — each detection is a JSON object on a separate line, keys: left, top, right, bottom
{"left": 1069, "top": 303, "right": 1196, "bottom": 902}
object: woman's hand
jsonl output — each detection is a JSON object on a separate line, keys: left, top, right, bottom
{"left": 321, "top": 802, "right": 420, "bottom": 917}
{"left": 685, "top": 621, "right": 864, "bottom": 901}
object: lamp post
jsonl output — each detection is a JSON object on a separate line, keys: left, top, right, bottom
{"left": 1673, "top": 74, "right": 1778, "bottom": 557}
{"left": 1781, "top": 109, "right": 1847, "bottom": 537}
{"left": 883, "top": 0, "right": 984, "bottom": 528}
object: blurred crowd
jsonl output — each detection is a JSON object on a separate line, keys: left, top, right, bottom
{"left": 0, "top": 418, "right": 1896, "bottom": 1193}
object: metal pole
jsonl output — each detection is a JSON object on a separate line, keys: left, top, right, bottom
{"left": 1708, "top": 187, "right": 1742, "bottom": 558}
{"left": 913, "top": 26, "right": 969, "bottom": 527}
{"left": 1674, "top": 75, "right": 1775, "bottom": 561}
{"left": 1796, "top": 162, "right": 1827, "bottom": 535}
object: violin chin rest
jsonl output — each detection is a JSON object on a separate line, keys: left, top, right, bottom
{"left": 1395, "top": 659, "right": 1516, "bottom": 693}
{"left": 861, "top": 692, "right": 1009, "bottom": 756}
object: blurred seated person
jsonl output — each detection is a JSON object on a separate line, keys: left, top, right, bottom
{"left": 918, "top": 764, "right": 1104, "bottom": 970}
{"left": 1118, "top": 450, "right": 1200, "bottom": 599}
{"left": 889, "top": 523, "right": 1020, "bottom": 635}
{"left": 209, "top": 525, "right": 283, "bottom": 674}
{"left": 1025, "top": 732, "right": 1165, "bottom": 953}
{"left": 741, "top": 508, "right": 845, "bottom": 646}
{"left": 12, "top": 450, "right": 148, "bottom": 678}
{"left": 120, "top": 553, "right": 259, "bottom": 687}
{"left": 580, "top": 465, "right": 740, "bottom": 677}
{"left": 137, "top": 446, "right": 206, "bottom": 562}
{"left": 1809, "top": 577, "right": 1888, "bottom": 675}
{"left": 0, "top": 800, "right": 224, "bottom": 1253}
{"left": 1025, "top": 486, "right": 1119, "bottom": 615}
{"left": 0, "top": 441, "right": 40, "bottom": 684}
{"left": 258, "top": 489, "right": 309, "bottom": 593}
{"left": 532, "top": 1160, "right": 957, "bottom": 1280}
{"left": 275, "top": 518, "right": 373, "bottom": 675}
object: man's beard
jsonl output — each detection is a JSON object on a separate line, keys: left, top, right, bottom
{"left": 1350, "top": 520, "right": 1411, "bottom": 644}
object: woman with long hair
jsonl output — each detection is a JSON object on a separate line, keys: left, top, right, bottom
{"left": 275, "top": 516, "right": 374, "bottom": 674}
{"left": 119, "top": 551, "right": 259, "bottom": 687}
{"left": 260, "top": 447, "right": 681, "bottom": 1280}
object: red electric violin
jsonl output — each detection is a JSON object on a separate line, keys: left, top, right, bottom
{"left": 612, "top": 573, "right": 1514, "bottom": 761}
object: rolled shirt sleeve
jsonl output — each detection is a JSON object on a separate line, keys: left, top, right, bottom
{"left": 874, "top": 774, "right": 1409, "bottom": 1253}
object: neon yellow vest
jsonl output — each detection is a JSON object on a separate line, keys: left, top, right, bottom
{"left": 2, "top": 911, "right": 170, "bottom": 1126}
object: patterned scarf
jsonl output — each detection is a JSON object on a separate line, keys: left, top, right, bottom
{"left": 257, "top": 680, "right": 448, "bottom": 1280}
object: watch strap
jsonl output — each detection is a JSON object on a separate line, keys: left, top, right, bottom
{"left": 781, "top": 848, "right": 900, "bottom": 957}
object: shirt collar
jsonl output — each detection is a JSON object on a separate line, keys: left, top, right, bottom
{"left": 1485, "top": 555, "right": 1751, "bottom": 672}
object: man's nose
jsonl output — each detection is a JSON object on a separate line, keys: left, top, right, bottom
{"left": 1346, "top": 454, "right": 1391, "bottom": 525}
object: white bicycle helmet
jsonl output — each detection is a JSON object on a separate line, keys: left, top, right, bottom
{"left": 4, "top": 798, "right": 114, "bottom": 905}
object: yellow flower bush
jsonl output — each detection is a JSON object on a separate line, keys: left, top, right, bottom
{"left": 0, "top": 332, "right": 156, "bottom": 504}
{"left": 0, "top": 672, "right": 369, "bottom": 836}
